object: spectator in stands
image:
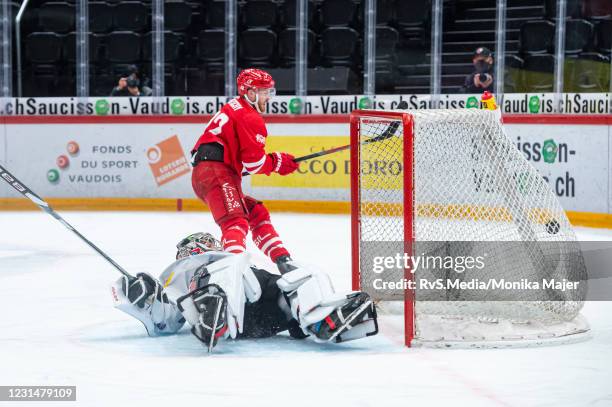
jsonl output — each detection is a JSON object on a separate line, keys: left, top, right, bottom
{"left": 110, "top": 65, "right": 152, "bottom": 96}
{"left": 462, "top": 47, "right": 494, "bottom": 93}
{"left": 111, "top": 77, "right": 152, "bottom": 97}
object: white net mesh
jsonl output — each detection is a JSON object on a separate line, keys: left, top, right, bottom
{"left": 354, "top": 109, "right": 589, "bottom": 346}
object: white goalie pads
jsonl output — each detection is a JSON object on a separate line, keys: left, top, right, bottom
{"left": 177, "top": 253, "right": 262, "bottom": 340}
{"left": 276, "top": 265, "right": 350, "bottom": 327}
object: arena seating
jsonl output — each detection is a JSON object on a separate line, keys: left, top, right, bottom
{"left": 16, "top": 0, "right": 611, "bottom": 96}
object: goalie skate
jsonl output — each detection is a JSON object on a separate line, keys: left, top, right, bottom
{"left": 309, "top": 292, "right": 378, "bottom": 343}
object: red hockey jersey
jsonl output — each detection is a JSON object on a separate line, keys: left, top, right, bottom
{"left": 192, "top": 97, "right": 272, "bottom": 177}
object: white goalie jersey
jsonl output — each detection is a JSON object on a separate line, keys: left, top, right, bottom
{"left": 111, "top": 251, "right": 378, "bottom": 346}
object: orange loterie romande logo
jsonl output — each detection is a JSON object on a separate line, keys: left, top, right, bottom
{"left": 146, "top": 135, "right": 191, "bottom": 186}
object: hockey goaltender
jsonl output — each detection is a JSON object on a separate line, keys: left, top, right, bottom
{"left": 111, "top": 233, "right": 379, "bottom": 353}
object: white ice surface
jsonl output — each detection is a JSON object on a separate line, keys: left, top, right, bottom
{"left": 0, "top": 212, "right": 611, "bottom": 407}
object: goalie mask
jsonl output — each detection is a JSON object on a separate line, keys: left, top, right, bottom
{"left": 176, "top": 232, "right": 222, "bottom": 260}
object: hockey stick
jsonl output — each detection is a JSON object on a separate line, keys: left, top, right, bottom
{"left": 242, "top": 102, "right": 408, "bottom": 176}
{"left": 0, "top": 164, "right": 134, "bottom": 280}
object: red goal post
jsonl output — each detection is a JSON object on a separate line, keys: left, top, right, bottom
{"left": 350, "top": 109, "right": 415, "bottom": 346}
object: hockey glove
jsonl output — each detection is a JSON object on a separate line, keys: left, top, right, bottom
{"left": 122, "top": 273, "right": 160, "bottom": 308}
{"left": 269, "top": 152, "right": 299, "bottom": 175}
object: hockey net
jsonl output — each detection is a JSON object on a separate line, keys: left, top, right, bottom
{"left": 350, "top": 109, "right": 589, "bottom": 348}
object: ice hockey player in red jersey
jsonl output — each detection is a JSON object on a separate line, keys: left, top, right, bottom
{"left": 191, "top": 68, "right": 298, "bottom": 274}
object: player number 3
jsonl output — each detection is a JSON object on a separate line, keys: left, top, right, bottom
{"left": 208, "top": 112, "right": 229, "bottom": 136}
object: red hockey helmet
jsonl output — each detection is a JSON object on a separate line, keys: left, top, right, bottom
{"left": 237, "top": 68, "right": 275, "bottom": 96}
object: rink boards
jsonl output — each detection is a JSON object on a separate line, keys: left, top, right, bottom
{"left": 0, "top": 114, "right": 611, "bottom": 228}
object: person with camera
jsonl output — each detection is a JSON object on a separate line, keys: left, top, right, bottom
{"left": 462, "top": 47, "right": 494, "bottom": 93}
{"left": 110, "top": 65, "right": 153, "bottom": 97}
{"left": 110, "top": 77, "right": 152, "bottom": 97}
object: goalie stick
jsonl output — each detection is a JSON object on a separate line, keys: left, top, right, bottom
{"left": 0, "top": 164, "right": 134, "bottom": 280}
{"left": 242, "top": 101, "right": 408, "bottom": 176}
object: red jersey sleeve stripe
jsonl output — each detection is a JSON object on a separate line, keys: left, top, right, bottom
{"left": 242, "top": 155, "right": 267, "bottom": 174}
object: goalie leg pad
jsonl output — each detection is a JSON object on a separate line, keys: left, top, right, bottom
{"left": 197, "top": 253, "right": 261, "bottom": 339}
{"left": 278, "top": 267, "right": 348, "bottom": 326}
{"left": 308, "top": 292, "right": 378, "bottom": 343}
{"left": 180, "top": 253, "right": 262, "bottom": 344}
{"left": 277, "top": 267, "right": 379, "bottom": 343}
{"left": 177, "top": 284, "right": 228, "bottom": 352}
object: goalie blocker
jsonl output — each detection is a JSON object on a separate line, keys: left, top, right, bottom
{"left": 111, "top": 233, "right": 378, "bottom": 352}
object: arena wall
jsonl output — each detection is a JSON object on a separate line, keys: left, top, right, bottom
{"left": 0, "top": 113, "right": 611, "bottom": 228}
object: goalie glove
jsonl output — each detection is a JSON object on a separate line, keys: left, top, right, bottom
{"left": 111, "top": 273, "right": 185, "bottom": 336}
{"left": 122, "top": 273, "right": 159, "bottom": 308}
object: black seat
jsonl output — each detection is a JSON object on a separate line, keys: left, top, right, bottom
{"left": 142, "top": 31, "right": 183, "bottom": 62}
{"left": 239, "top": 28, "right": 277, "bottom": 68}
{"left": 279, "top": 0, "right": 316, "bottom": 27}
{"left": 91, "top": 72, "right": 115, "bottom": 96}
{"left": 522, "top": 54, "right": 555, "bottom": 92}
{"left": 63, "top": 32, "right": 104, "bottom": 63}
{"left": 374, "top": 26, "right": 399, "bottom": 92}
{"left": 583, "top": 0, "right": 611, "bottom": 19}
{"left": 113, "top": 2, "right": 148, "bottom": 32}
{"left": 320, "top": 26, "right": 359, "bottom": 67}
{"left": 376, "top": 26, "right": 399, "bottom": 60}
{"left": 376, "top": 0, "right": 395, "bottom": 26}
{"left": 242, "top": 0, "right": 278, "bottom": 28}
{"left": 396, "top": 47, "right": 429, "bottom": 75}
{"left": 185, "top": 71, "right": 225, "bottom": 95}
{"left": 165, "top": 1, "right": 193, "bottom": 31}
{"left": 25, "top": 32, "right": 63, "bottom": 64}
{"left": 142, "top": 31, "right": 184, "bottom": 94}
{"left": 353, "top": 0, "right": 396, "bottom": 29}
{"left": 89, "top": 2, "right": 114, "bottom": 33}
{"left": 308, "top": 66, "right": 359, "bottom": 94}
{"left": 595, "top": 20, "right": 611, "bottom": 54}
{"left": 204, "top": 0, "right": 225, "bottom": 29}
{"left": 104, "top": 31, "right": 142, "bottom": 63}
{"left": 61, "top": 32, "right": 104, "bottom": 95}
{"left": 565, "top": 19, "right": 594, "bottom": 54}
{"left": 197, "top": 29, "right": 225, "bottom": 67}
{"left": 190, "top": 30, "right": 226, "bottom": 95}
{"left": 278, "top": 27, "right": 316, "bottom": 66}
{"left": 545, "top": 0, "right": 582, "bottom": 19}
{"left": 24, "top": 32, "right": 64, "bottom": 96}
{"left": 263, "top": 67, "right": 359, "bottom": 94}
{"left": 396, "top": 0, "right": 429, "bottom": 29}
{"left": 38, "top": 2, "right": 75, "bottom": 33}
{"left": 520, "top": 20, "right": 555, "bottom": 54}
{"left": 320, "top": 0, "right": 357, "bottom": 27}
